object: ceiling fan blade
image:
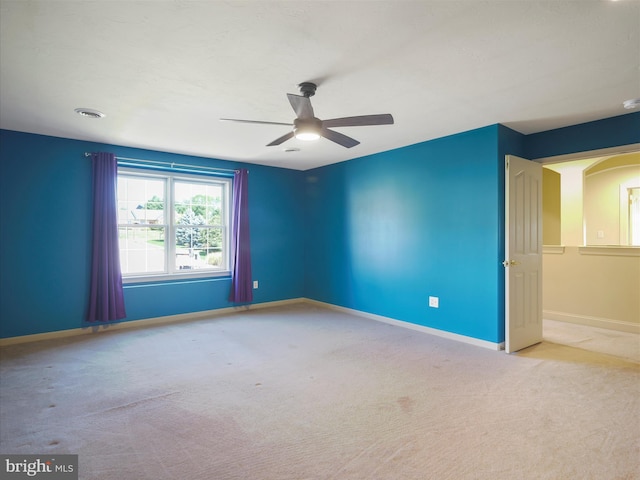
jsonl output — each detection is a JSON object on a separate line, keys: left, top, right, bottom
{"left": 322, "top": 114, "right": 394, "bottom": 128}
{"left": 287, "top": 94, "right": 315, "bottom": 119}
{"left": 220, "top": 118, "right": 293, "bottom": 126}
{"left": 266, "top": 131, "right": 295, "bottom": 147}
{"left": 320, "top": 128, "right": 360, "bottom": 148}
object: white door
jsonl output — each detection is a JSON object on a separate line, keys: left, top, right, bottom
{"left": 505, "top": 155, "right": 543, "bottom": 353}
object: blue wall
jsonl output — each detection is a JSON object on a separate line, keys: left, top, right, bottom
{"left": 1, "top": 111, "right": 637, "bottom": 341}
{"left": 525, "top": 112, "right": 640, "bottom": 160}
{"left": 0, "top": 130, "right": 305, "bottom": 338}
{"left": 304, "top": 125, "right": 505, "bottom": 343}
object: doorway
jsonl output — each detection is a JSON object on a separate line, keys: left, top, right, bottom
{"left": 538, "top": 148, "right": 640, "bottom": 358}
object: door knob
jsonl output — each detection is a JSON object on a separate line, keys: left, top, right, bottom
{"left": 502, "top": 260, "right": 520, "bottom": 267}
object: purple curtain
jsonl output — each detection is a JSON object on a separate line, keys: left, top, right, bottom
{"left": 87, "top": 152, "right": 126, "bottom": 322}
{"left": 229, "top": 169, "right": 253, "bottom": 303}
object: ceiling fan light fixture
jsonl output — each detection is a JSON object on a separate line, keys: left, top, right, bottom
{"left": 294, "top": 118, "right": 321, "bottom": 141}
{"left": 295, "top": 131, "right": 320, "bottom": 141}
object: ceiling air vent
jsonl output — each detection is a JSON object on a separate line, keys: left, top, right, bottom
{"left": 74, "top": 108, "right": 105, "bottom": 118}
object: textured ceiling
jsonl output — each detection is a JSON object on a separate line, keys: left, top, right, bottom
{"left": 0, "top": 0, "right": 638, "bottom": 170}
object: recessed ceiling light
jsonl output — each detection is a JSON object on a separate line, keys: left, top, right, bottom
{"left": 74, "top": 108, "right": 105, "bottom": 118}
{"left": 623, "top": 98, "right": 640, "bottom": 110}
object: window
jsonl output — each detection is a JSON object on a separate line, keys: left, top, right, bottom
{"left": 117, "top": 168, "right": 231, "bottom": 282}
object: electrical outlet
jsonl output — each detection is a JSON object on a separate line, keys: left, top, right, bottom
{"left": 253, "top": 281, "right": 259, "bottom": 289}
{"left": 429, "top": 296, "right": 439, "bottom": 308}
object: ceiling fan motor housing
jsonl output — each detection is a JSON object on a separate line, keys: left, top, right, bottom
{"left": 298, "top": 82, "right": 317, "bottom": 98}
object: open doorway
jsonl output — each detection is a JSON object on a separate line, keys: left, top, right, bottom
{"left": 540, "top": 149, "right": 640, "bottom": 361}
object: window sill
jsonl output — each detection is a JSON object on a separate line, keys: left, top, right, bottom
{"left": 543, "top": 245, "right": 565, "bottom": 254}
{"left": 123, "top": 270, "right": 231, "bottom": 285}
{"left": 578, "top": 246, "right": 640, "bottom": 257}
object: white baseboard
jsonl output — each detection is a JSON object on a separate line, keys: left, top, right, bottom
{"left": 1, "top": 297, "right": 504, "bottom": 350}
{"left": 543, "top": 310, "right": 640, "bottom": 334}
{"left": 303, "top": 299, "right": 505, "bottom": 351}
{"left": 0, "top": 298, "right": 304, "bottom": 347}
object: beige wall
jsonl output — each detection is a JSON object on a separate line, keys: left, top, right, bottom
{"left": 544, "top": 158, "right": 597, "bottom": 245}
{"left": 543, "top": 168, "right": 561, "bottom": 245}
{"left": 584, "top": 164, "right": 640, "bottom": 246}
{"left": 543, "top": 152, "right": 640, "bottom": 332}
{"left": 543, "top": 247, "right": 640, "bottom": 330}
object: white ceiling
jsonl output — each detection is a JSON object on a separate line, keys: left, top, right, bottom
{"left": 1, "top": 0, "right": 638, "bottom": 171}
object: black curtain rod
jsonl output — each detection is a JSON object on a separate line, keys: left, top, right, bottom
{"left": 84, "top": 152, "right": 239, "bottom": 174}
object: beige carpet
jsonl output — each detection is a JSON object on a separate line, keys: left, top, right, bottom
{"left": 543, "top": 319, "right": 639, "bottom": 364}
{"left": 1, "top": 303, "right": 638, "bottom": 480}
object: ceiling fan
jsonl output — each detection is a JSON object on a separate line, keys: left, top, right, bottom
{"left": 220, "top": 82, "right": 394, "bottom": 148}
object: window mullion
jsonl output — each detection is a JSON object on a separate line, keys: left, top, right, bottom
{"left": 167, "top": 177, "right": 174, "bottom": 275}
{"left": 223, "top": 182, "right": 229, "bottom": 271}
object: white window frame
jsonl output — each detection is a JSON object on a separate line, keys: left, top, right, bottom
{"left": 117, "top": 167, "right": 232, "bottom": 283}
